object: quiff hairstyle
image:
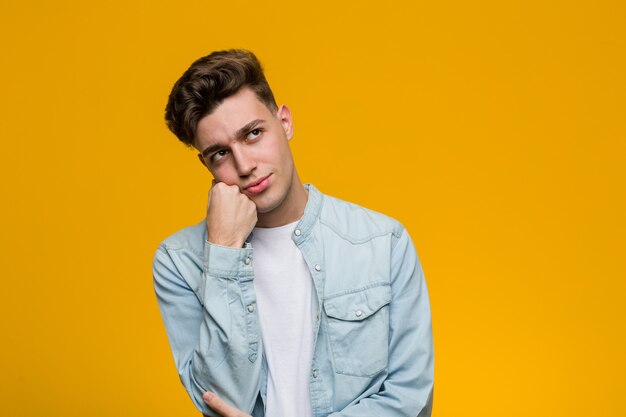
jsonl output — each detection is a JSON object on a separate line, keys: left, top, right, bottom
{"left": 164, "top": 49, "right": 278, "bottom": 148}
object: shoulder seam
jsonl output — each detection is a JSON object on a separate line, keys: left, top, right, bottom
{"left": 161, "top": 243, "right": 203, "bottom": 258}
{"left": 390, "top": 225, "right": 407, "bottom": 252}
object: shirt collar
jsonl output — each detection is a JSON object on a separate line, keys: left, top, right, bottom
{"left": 294, "top": 183, "right": 322, "bottom": 239}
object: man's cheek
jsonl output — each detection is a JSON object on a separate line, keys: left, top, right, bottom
{"left": 211, "top": 172, "right": 236, "bottom": 187}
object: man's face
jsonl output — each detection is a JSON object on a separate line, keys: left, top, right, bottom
{"left": 195, "top": 87, "right": 298, "bottom": 216}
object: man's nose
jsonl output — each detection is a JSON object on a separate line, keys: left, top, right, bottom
{"left": 232, "top": 146, "right": 257, "bottom": 176}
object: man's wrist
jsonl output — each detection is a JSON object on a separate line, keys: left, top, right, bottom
{"left": 206, "top": 236, "right": 245, "bottom": 248}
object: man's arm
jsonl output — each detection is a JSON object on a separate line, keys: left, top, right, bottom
{"left": 153, "top": 244, "right": 212, "bottom": 414}
{"left": 153, "top": 241, "right": 263, "bottom": 416}
{"left": 153, "top": 183, "right": 261, "bottom": 416}
{"left": 330, "top": 226, "right": 434, "bottom": 416}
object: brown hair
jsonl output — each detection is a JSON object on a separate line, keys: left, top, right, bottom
{"left": 164, "top": 49, "right": 278, "bottom": 148}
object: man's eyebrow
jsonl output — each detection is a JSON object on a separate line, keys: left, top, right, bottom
{"left": 200, "top": 119, "right": 265, "bottom": 158}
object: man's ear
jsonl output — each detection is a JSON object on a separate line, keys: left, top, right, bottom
{"left": 276, "top": 104, "right": 294, "bottom": 140}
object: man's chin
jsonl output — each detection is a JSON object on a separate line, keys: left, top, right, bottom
{"left": 253, "top": 198, "right": 282, "bottom": 215}
{"left": 254, "top": 205, "right": 275, "bottom": 214}
{"left": 251, "top": 190, "right": 288, "bottom": 216}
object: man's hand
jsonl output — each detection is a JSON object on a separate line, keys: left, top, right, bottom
{"left": 206, "top": 181, "right": 257, "bottom": 248}
{"left": 203, "top": 392, "right": 252, "bottom": 417}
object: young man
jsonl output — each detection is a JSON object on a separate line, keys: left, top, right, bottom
{"left": 153, "top": 49, "right": 434, "bottom": 417}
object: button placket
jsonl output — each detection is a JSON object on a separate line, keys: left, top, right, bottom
{"left": 237, "top": 270, "right": 259, "bottom": 363}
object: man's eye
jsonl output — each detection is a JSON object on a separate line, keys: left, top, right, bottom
{"left": 210, "top": 149, "right": 228, "bottom": 163}
{"left": 247, "top": 128, "right": 262, "bottom": 139}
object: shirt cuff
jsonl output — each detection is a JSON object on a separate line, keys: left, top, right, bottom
{"left": 203, "top": 240, "right": 254, "bottom": 279}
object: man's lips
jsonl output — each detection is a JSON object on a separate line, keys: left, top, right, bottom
{"left": 244, "top": 174, "right": 271, "bottom": 194}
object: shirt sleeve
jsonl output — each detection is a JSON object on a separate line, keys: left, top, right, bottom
{"left": 153, "top": 240, "right": 262, "bottom": 416}
{"left": 329, "top": 226, "right": 435, "bottom": 416}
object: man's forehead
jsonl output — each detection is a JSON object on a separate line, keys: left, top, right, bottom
{"left": 195, "top": 89, "right": 271, "bottom": 145}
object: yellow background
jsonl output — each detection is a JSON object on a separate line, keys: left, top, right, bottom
{"left": 1, "top": 0, "right": 624, "bottom": 416}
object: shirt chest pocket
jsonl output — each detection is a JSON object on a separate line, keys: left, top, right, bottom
{"left": 323, "top": 283, "right": 391, "bottom": 377}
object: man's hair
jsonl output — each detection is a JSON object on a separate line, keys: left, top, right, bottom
{"left": 164, "top": 49, "right": 278, "bottom": 148}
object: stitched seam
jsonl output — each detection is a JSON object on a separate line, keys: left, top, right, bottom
{"left": 319, "top": 219, "right": 399, "bottom": 244}
{"left": 390, "top": 226, "right": 406, "bottom": 253}
{"left": 162, "top": 245, "right": 252, "bottom": 278}
{"left": 323, "top": 281, "right": 390, "bottom": 300}
{"left": 206, "top": 269, "right": 253, "bottom": 279}
{"left": 162, "top": 244, "right": 203, "bottom": 258}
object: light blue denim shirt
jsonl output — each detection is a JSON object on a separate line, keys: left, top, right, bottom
{"left": 153, "top": 184, "right": 434, "bottom": 416}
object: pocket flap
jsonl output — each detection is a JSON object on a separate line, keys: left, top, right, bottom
{"left": 324, "top": 284, "right": 391, "bottom": 321}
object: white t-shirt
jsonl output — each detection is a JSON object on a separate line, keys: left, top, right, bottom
{"left": 251, "top": 220, "right": 314, "bottom": 417}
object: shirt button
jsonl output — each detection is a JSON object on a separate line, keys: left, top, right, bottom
{"left": 312, "top": 369, "right": 318, "bottom": 378}
{"left": 247, "top": 304, "right": 255, "bottom": 313}
{"left": 355, "top": 309, "right": 363, "bottom": 317}
{"left": 244, "top": 257, "right": 251, "bottom": 265}
{"left": 314, "top": 264, "right": 321, "bottom": 271}
{"left": 294, "top": 229, "right": 301, "bottom": 236}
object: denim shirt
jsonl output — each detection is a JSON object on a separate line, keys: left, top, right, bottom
{"left": 153, "top": 184, "right": 434, "bottom": 417}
